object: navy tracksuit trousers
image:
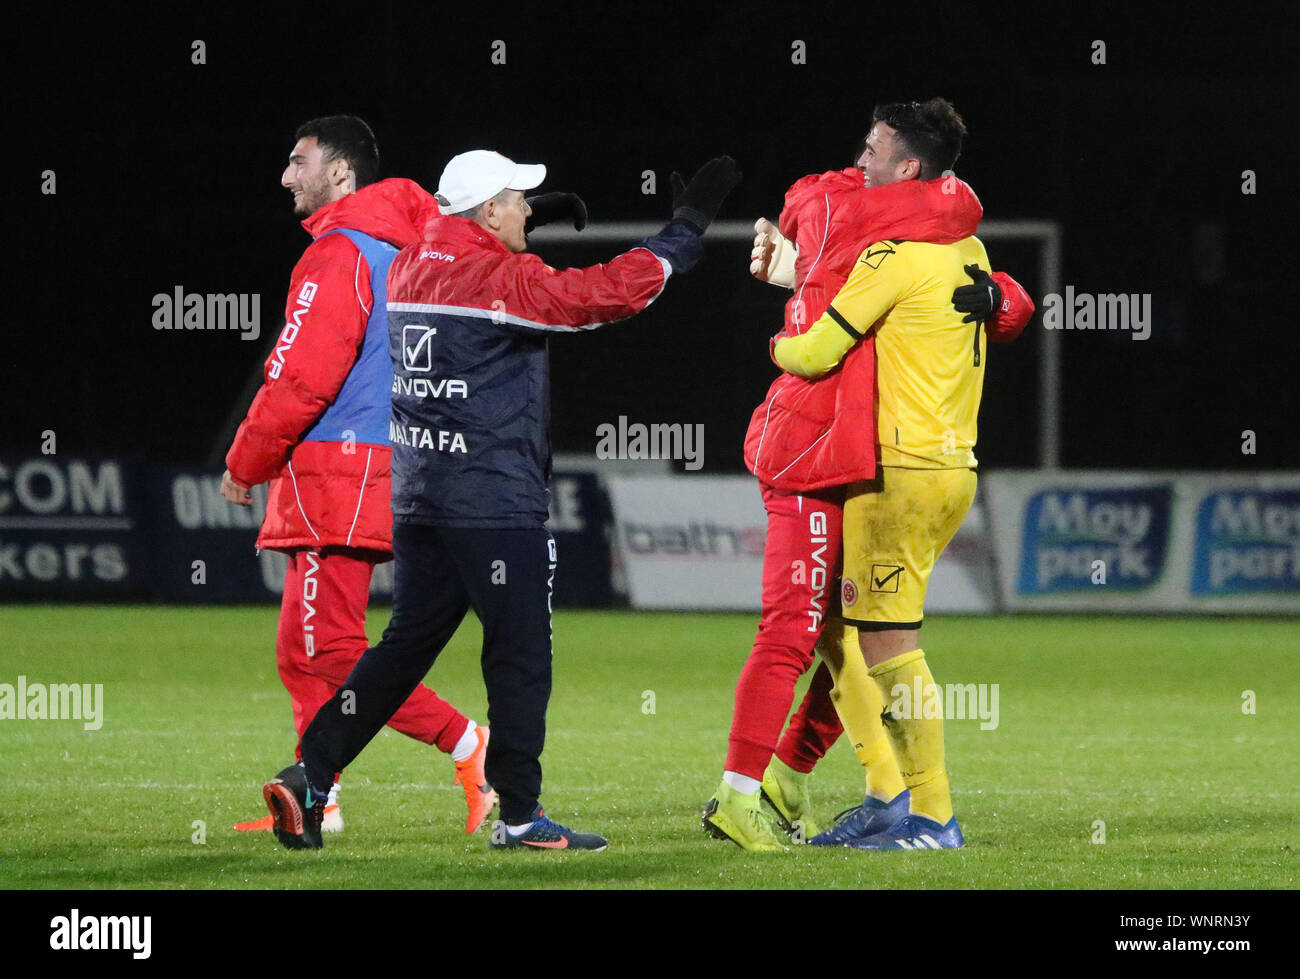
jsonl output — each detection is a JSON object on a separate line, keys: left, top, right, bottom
{"left": 302, "top": 521, "right": 556, "bottom": 823}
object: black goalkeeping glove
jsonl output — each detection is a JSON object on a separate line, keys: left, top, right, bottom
{"left": 524, "top": 192, "right": 589, "bottom": 234}
{"left": 670, "top": 156, "right": 742, "bottom": 234}
{"left": 952, "top": 264, "right": 1002, "bottom": 323}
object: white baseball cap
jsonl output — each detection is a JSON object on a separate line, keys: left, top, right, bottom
{"left": 436, "top": 150, "right": 546, "bottom": 214}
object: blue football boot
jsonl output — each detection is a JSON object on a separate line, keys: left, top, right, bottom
{"left": 847, "top": 812, "right": 964, "bottom": 850}
{"left": 808, "top": 790, "right": 911, "bottom": 846}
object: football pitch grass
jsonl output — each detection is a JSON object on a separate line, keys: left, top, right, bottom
{"left": 1, "top": 606, "right": 1296, "bottom": 890}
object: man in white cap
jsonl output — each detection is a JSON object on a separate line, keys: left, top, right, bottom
{"left": 263, "top": 148, "right": 741, "bottom": 852}
{"left": 436, "top": 148, "right": 544, "bottom": 250}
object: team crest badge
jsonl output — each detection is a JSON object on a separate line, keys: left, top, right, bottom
{"left": 860, "top": 244, "right": 896, "bottom": 269}
{"left": 841, "top": 578, "right": 858, "bottom": 606}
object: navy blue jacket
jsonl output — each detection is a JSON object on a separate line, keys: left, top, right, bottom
{"left": 385, "top": 215, "right": 700, "bottom": 527}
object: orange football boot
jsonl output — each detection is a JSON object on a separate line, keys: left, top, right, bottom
{"left": 453, "top": 726, "right": 498, "bottom": 833}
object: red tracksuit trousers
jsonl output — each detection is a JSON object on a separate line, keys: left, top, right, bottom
{"left": 725, "top": 484, "right": 847, "bottom": 780}
{"left": 276, "top": 548, "right": 468, "bottom": 760}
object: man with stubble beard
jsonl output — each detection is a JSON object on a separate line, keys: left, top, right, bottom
{"left": 223, "top": 115, "right": 496, "bottom": 837}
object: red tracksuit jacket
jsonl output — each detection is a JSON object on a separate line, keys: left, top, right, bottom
{"left": 225, "top": 178, "right": 441, "bottom": 553}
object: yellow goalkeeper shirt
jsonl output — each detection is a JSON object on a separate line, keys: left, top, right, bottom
{"left": 773, "top": 236, "right": 990, "bottom": 469}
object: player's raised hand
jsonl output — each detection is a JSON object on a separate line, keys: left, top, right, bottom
{"left": 750, "top": 217, "right": 796, "bottom": 288}
{"left": 670, "top": 155, "right": 742, "bottom": 234}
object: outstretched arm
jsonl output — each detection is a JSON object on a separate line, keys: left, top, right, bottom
{"left": 484, "top": 157, "right": 741, "bottom": 335}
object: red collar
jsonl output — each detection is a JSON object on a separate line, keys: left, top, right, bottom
{"left": 420, "top": 214, "right": 513, "bottom": 254}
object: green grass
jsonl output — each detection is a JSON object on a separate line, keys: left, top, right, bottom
{"left": 1, "top": 607, "right": 1296, "bottom": 889}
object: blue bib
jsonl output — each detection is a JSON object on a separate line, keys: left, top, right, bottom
{"left": 302, "top": 229, "right": 399, "bottom": 447}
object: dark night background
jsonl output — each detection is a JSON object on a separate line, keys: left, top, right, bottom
{"left": 8, "top": 1, "right": 1298, "bottom": 473}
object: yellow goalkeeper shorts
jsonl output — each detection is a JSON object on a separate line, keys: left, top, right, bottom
{"left": 839, "top": 466, "right": 977, "bottom": 629}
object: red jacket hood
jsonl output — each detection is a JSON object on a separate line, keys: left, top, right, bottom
{"left": 780, "top": 167, "right": 864, "bottom": 227}
{"left": 301, "top": 177, "right": 442, "bottom": 248}
{"left": 780, "top": 168, "right": 984, "bottom": 248}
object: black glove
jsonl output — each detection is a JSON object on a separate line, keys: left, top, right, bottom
{"left": 524, "top": 192, "right": 589, "bottom": 234}
{"left": 951, "top": 265, "right": 1002, "bottom": 323}
{"left": 670, "top": 156, "right": 742, "bottom": 234}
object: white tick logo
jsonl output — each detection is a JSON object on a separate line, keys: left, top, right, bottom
{"left": 402, "top": 325, "right": 436, "bottom": 372}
